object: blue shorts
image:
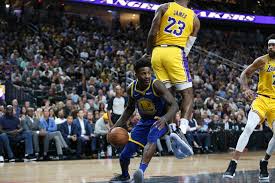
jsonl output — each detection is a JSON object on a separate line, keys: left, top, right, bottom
{"left": 129, "top": 119, "right": 168, "bottom": 148}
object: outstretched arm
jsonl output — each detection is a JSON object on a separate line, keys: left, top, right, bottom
{"left": 146, "top": 4, "right": 168, "bottom": 55}
{"left": 112, "top": 87, "right": 136, "bottom": 128}
{"left": 184, "top": 14, "right": 200, "bottom": 56}
{"left": 153, "top": 80, "right": 179, "bottom": 129}
{"left": 240, "top": 57, "right": 266, "bottom": 100}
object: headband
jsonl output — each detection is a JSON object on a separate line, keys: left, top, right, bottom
{"left": 268, "top": 39, "right": 275, "bottom": 44}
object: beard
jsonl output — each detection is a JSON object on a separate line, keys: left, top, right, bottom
{"left": 268, "top": 50, "right": 275, "bottom": 59}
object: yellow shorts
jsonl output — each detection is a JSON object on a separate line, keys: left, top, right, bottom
{"left": 251, "top": 95, "right": 275, "bottom": 128}
{"left": 151, "top": 46, "right": 192, "bottom": 89}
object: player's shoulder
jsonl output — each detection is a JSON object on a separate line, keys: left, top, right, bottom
{"left": 255, "top": 54, "right": 269, "bottom": 63}
{"left": 157, "top": 3, "right": 169, "bottom": 12}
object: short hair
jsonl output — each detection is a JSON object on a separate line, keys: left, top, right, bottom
{"left": 267, "top": 34, "right": 275, "bottom": 41}
{"left": 134, "top": 57, "right": 151, "bottom": 72}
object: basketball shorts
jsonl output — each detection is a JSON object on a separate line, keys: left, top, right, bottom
{"left": 129, "top": 119, "right": 168, "bottom": 148}
{"left": 251, "top": 95, "right": 275, "bottom": 128}
{"left": 151, "top": 46, "right": 192, "bottom": 91}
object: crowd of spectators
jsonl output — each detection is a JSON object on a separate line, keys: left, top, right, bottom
{"left": 0, "top": 11, "right": 273, "bottom": 162}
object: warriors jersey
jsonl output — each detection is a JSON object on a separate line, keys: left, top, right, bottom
{"left": 129, "top": 78, "right": 166, "bottom": 121}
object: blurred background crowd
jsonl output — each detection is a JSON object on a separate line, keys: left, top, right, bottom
{"left": 0, "top": 0, "right": 274, "bottom": 162}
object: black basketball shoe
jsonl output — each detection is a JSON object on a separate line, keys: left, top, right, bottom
{"left": 109, "top": 174, "right": 130, "bottom": 182}
{"left": 259, "top": 160, "right": 269, "bottom": 182}
{"left": 223, "top": 160, "right": 237, "bottom": 179}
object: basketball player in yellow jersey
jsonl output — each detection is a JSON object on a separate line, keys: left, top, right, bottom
{"left": 223, "top": 34, "right": 275, "bottom": 182}
{"left": 146, "top": 0, "right": 200, "bottom": 131}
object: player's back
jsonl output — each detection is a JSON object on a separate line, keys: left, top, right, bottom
{"left": 130, "top": 78, "right": 166, "bottom": 122}
{"left": 155, "top": 2, "right": 195, "bottom": 48}
{"left": 258, "top": 54, "right": 275, "bottom": 98}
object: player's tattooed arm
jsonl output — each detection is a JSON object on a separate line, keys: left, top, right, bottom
{"left": 191, "top": 14, "right": 200, "bottom": 37}
{"left": 113, "top": 87, "right": 136, "bottom": 128}
{"left": 146, "top": 3, "right": 168, "bottom": 55}
{"left": 153, "top": 80, "right": 179, "bottom": 127}
{"left": 240, "top": 57, "right": 266, "bottom": 100}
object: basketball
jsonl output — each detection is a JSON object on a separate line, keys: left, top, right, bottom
{"left": 107, "top": 127, "right": 129, "bottom": 147}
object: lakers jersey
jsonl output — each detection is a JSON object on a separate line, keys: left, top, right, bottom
{"left": 130, "top": 78, "right": 166, "bottom": 120}
{"left": 257, "top": 55, "right": 275, "bottom": 98}
{"left": 155, "top": 2, "right": 195, "bottom": 48}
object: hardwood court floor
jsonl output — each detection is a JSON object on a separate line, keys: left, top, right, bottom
{"left": 0, "top": 151, "right": 274, "bottom": 183}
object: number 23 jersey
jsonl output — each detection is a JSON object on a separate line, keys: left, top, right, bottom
{"left": 155, "top": 2, "right": 195, "bottom": 48}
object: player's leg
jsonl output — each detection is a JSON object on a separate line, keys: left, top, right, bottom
{"left": 259, "top": 123, "right": 273, "bottom": 181}
{"left": 163, "top": 48, "right": 193, "bottom": 126}
{"left": 132, "top": 125, "right": 168, "bottom": 183}
{"left": 223, "top": 110, "right": 262, "bottom": 178}
{"left": 175, "top": 54, "right": 193, "bottom": 125}
{"left": 159, "top": 48, "right": 194, "bottom": 158}
{"left": 259, "top": 111, "right": 275, "bottom": 182}
{"left": 151, "top": 47, "right": 171, "bottom": 88}
{"left": 109, "top": 125, "right": 147, "bottom": 182}
{"left": 109, "top": 142, "right": 139, "bottom": 182}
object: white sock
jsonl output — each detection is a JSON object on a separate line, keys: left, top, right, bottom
{"left": 235, "top": 111, "right": 260, "bottom": 152}
{"left": 179, "top": 118, "right": 189, "bottom": 134}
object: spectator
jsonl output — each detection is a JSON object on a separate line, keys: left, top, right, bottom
{"left": 59, "top": 115, "right": 81, "bottom": 158}
{"left": 55, "top": 109, "right": 66, "bottom": 125}
{"left": 0, "top": 105, "right": 36, "bottom": 160}
{"left": 87, "top": 111, "right": 97, "bottom": 158}
{"left": 95, "top": 113, "right": 111, "bottom": 158}
{"left": 39, "top": 108, "right": 71, "bottom": 160}
{"left": 107, "top": 85, "right": 126, "bottom": 125}
{"left": 0, "top": 132, "right": 15, "bottom": 162}
{"left": 74, "top": 110, "right": 93, "bottom": 157}
{"left": 22, "top": 108, "right": 45, "bottom": 158}
{"left": 12, "top": 99, "right": 20, "bottom": 118}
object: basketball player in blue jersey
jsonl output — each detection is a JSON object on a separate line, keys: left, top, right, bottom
{"left": 109, "top": 58, "right": 193, "bottom": 183}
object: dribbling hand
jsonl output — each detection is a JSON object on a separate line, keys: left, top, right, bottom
{"left": 244, "top": 89, "right": 254, "bottom": 100}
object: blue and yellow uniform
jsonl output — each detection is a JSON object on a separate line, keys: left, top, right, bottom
{"left": 151, "top": 2, "right": 194, "bottom": 88}
{"left": 119, "top": 77, "right": 169, "bottom": 173}
{"left": 128, "top": 78, "right": 168, "bottom": 148}
{"left": 252, "top": 55, "right": 275, "bottom": 127}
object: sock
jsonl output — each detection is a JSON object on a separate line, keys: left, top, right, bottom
{"left": 179, "top": 118, "right": 189, "bottom": 134}
{"left": 139, "top": 163, "right": 148, "bottom": 173}
{"left": 120, "top": 159, "right": 130, "bottom": 177}
{"left": 232, "top": 159, "right": 238, "bottom": 163}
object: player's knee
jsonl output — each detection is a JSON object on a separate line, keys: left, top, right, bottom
{"left": 147, "top": 127, "right": 161, "bottom": 144}
{"left": 243, "top": 125, "right": 254, "bottom": 135}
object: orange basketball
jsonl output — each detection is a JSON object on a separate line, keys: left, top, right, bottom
{"left": 107, "top": 127, "right": 129, "bottom": 147}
